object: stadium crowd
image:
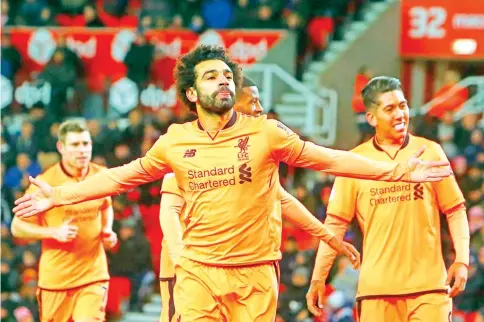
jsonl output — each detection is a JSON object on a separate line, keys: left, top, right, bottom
{"left": 1, "top": 1, "right": 483, "bottom": 322}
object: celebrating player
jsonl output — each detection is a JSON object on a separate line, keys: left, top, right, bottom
{"left": 11, "top": 120, "right": 117, "bottom": 322}
{"left": 306, "top": 77, "right": 469, "bottom": 322}
{"left": 157, "top": 77, "right": 360, "bottom": 322}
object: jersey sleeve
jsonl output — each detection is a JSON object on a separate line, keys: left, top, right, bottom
{"left": 430, "top": 142, "right": 466, "bottom": 212}
{"left": 160, "top": 173, "right": 182, "bottom": 197}
{"left": 326, "top": 177, "right": 358, "bottom": 223}
{"left": 53, "top": 135, "right": 172, "bottom": 207}
{"left": 264, "top": 119, "right": 306, "bottom": 164}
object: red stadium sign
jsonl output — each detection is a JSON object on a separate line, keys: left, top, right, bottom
{"left": 8, "top": 27, "right": 284, "bottom": 88}
{"left": 400, "top": 0, "right": 484, "bottom": 59}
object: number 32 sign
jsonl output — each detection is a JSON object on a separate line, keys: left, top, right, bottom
{"left": 400, "top": 0, "right": 484, "bottom": 59}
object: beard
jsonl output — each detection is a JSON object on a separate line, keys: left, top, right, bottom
{"left": 198, "top": 87, "right": 235, "bottom": 115}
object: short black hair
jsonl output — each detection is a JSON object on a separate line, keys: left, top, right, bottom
{"left": 174, "top": 45, "right": 243, "bottom": 113}
{"left": 361, "top": 76, "right": 402, "bottom": 110}
{"left": 242, "top": 76, "right": 257, "bottom": 88}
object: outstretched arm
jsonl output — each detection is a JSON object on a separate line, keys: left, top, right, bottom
{"left": 267, "top": 119, "right": 451, "bottom": 183}
{"left": 13, "top": 137, "right": 172, "bottom": 217}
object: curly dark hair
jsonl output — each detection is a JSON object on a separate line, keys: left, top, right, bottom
{"left": 174, "top": 45, "right": 243, "bottom": 113}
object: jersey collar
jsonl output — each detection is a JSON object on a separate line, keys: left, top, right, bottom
{"left": 372, "top": 133, "right": 410, "bottom": 159}
{"left": 196, "top": 111, "right": 237, "bottom": 141}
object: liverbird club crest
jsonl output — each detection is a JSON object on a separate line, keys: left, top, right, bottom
{"left": 235, "top": 136, "right": 250, "bottom": 161}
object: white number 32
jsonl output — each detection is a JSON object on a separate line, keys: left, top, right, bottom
{"left": 409, "top": 6, "right": 447, "bottom": 39}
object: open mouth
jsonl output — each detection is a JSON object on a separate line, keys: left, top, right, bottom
{"left": 394, "top": 122, "right": 406, "bottom": 132}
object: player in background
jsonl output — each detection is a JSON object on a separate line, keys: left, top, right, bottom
{"left": 14, "top": 46, "right": 453, "bottom": 321}
{"left": 11, "top": 120, "right": 117, "bottom": 322}
{"left": 306, "top": 77, "right": 469, "bottom": 322}
{"left": 157, "top": 77, "right": 360, "bottom": 322}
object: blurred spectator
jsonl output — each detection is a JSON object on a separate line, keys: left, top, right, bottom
{"left": 59, "top": 0, "right": 88, "bottom": 14}
{"left": 281, "top": 0, "right": 310, "bottom": 79}
{"left": 124, "top": 32, "right": 154, "bottom": 88}
{"left": 15, "top": 122, "right": 37, "bottom": 160}
{"left": 121, "top": 109, "right": 145, "bottom": 153}
{"left": 4, "top": 153, "right": 41, "bottom": 191}
{"left": 233, "top": 0, "right": 257, "bottom": 28}
{"left": 352, "top": 66, "right": 374, "bottom": 143}
{"left": 253, "top": 0, "right": 281, "bottom": 29}
{"left": 108, "top": 217, "right": 152, "bottom": 312}
{"left": 463, "top": 129, "right": 483, "bottom": 165}
{"left": 1, "top": 32, "right": 22, "bottom": 81}
{"left": 455, "top": 114, "right": 479, "bottom": 151}
{"left": 37, "top": 122, "right": 59, "bottom": 153}
{"left": 438, "top": 111, "right": 459, "bottom": 158}
{"left": 279, "top": 266, "right": 312, "bottom": 322}
{"left": 280, "top": 236, "right": 299, "bottom": 285}
{"left": 1, "top": 126, "right": 17, "bottom": 169}
{"left": 140, "top": 0, "right": 174, "bottom": 28}
{"left": 82, "top": 4, "right": 104, "bottom": 27}
{"left": 37, "top": 7, "right": 56, "bottom": 26}
{"left": 1, "top": 0, "right": 14, "bottom": 26}
{"left": 202, "top": 0, "right": 232, "bottom": 29}
{"left": 1, "top": 165, "right": 15, "bottom": 223}
{"left": 326, "top": 290, "right": 355, "bottom": 322}
{"left": 15, "top": 0, "right": 47, "bottom": 26}
{"left": 428, "top": 69, "right": 469, "bottom": 119}
{"left": 330, "top": 257, "right": 358, "bottom": 306}
{"left": 174, "top": 0, "right": 203, "bottom": 30}
{"left": 38, "top": 49, "right": 77, "bottom": 119}
{"left": 295, "top": 183, "right": 316, "bottom": 214}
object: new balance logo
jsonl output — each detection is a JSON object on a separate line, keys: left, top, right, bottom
{"left": 413, "top": 183, "right": 424, "bottom": 200}
{"left": 183, "top": 149, "right": 196, "bottom": 158}
{"left": 239, "top": 163, "right": 252, "bottom": 184}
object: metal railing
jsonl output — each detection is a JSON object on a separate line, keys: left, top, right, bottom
{"left": 411, "top": 76, "right": 484, "bottom": 120}
{"left": 245, "top": 63, "right": 338, "bottom": 146}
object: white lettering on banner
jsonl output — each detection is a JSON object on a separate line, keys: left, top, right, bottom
{"left": 111, "top": 30, "right": 136, "bottom": 62}
{"left": 28, "top": 28, "right": 56, "bottom": 64}
{"left": 14, "top": 81, "right": 51, "bottom": 108}
{"left": 154, "top": 38, "right": 182, "bottom": 59}
{"left": 109, "top": 77, "right": 138, "bottom": 114}
{"left": 453, "top": 14, "right": 484, "bottom": 29}
{"left": 1, "top": 76, "right": 13, "bottom": 109}
{"left": 408, "top": 6, "right": 447, "bottom": 39}
{"left": 66, "top": 37, "right": 96, "bottom": 58}
{"left": 228, "top": 39, "right": 268, "bottom": 62}
{"left": 140, "top": 85, "right": 177, "bottom": 109}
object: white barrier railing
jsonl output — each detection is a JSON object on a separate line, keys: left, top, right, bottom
{"left": 245, "top": 63, "right": 338, "bottom": 146}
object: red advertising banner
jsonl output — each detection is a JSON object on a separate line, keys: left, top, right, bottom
{"left": 5, "top": 28, "right": 284, "bottom": 113}
{"left": 9, "top": 27, "right": 284, "bottom": 86}
{"left": 400, "top": 0, "right": 484, "bottom": 59}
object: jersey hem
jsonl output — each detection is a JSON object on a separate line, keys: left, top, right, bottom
{"left": 356, "top": 288, "right": 448, "bottom": 301}
{"left": 37, "top": 278, "right": 110, "bottom": 291}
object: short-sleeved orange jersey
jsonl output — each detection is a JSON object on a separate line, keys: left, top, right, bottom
{"left": 22, "top": 162, "right": 111, "bottom": 290}
{"left": 328, "top": 135, "right": 465, "bottom": 299}
{"left": 152, "top": 112, "right": 300, "bottom": 266}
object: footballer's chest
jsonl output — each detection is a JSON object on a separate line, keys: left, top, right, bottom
{"left": 168, "top": 134, "right": 271, "bottom": 190}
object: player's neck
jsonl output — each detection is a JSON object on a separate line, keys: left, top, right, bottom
{"left": 61, "top": 160, "right": 89, "bottom": 179}
{"left": 374, "top": 133, "right": 406, "bottom": 156}
{"left": 197, "top": 108, "right": 234, "bottom": 132}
